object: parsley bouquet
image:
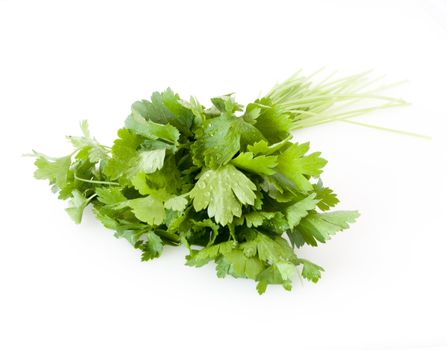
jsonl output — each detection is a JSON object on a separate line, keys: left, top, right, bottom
{"left": 33, "top": 71, "right": 406, "bottom": 294}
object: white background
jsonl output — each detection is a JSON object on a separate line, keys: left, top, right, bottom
{"left": 1, "top": 0, "right": 446, "bottom": 349}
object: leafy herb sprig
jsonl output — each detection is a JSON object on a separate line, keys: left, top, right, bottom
{"left": 32, "top": 71, "right": 407, "bottom": 294}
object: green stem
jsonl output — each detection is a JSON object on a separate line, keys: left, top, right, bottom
{"left": 341, "top": 120, "right": 431, "bottom": 139}
{"left": 74, "top": 174, "right": 120, "bottom": 186}
{"left": 86, "top": 193, "right": 98, "bottom": 201}
{"left": 279, "top": 93, "right": 405, "bottom": 107}
{"left": 155, "top": 229, "right": 181, "bottom": 244}
{"left": 267, "top": 70, "right": 431, "bottom": 140}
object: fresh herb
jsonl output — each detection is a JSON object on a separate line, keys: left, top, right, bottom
{"left": 32, "top": 71, "right": 407, "bottom": 294}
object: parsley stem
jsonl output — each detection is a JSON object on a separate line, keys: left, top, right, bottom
{"left": 86, "top": 193, "right": 98, "bottom": 204}
{"left": 341, "top": 119, "right": 432, "bottom": 139}
{"left": 86, "top": 193, "right": 98, "bottom": 201}
{"left": 74, "top": 175, "right": 119, "bottom": 186}
{"left": 154, "top": 229, "right": 180, "bottom": 244}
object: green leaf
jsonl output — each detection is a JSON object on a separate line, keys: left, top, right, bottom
{"left": 242, "top": 103, "right": 261, "bottom": 124}
{"left": 275, "top": 261, "right": 297, "bottom": 282}
{"left": 251, "top": 99, "right": 292, "bottom": 143}
{"left": 33, "top": 152, "right": 72, "bottom": 190}
{"left": 247, "top": 136, "right": 291, "bottom": 155}
{"left": 114, "top": 229, "right": 145, "bottom": 247}
{"left": 287, "top": 228, "right": 309, "bottom": 248}
{"left": 286, "top": 193, "right": 319, "bottom": 228}
{"left": 210, "top": 94, "right": 243, "bottom": 113}
{"left": 240, "top": 232, "right": 297, "bottom": 264}
{"left": 313, "top": 180, "right": 339, "bottom": 211}
{"left": 128, "top": 196, "right": 166, "bottom": 226}
{"left": 146, "top": 154, "right": 183, "bottom": 194}
{"left": 65, "top": 190, "right": 89, "bottom": 224}
{"left": 256, "top": 264, "right": 292, "bottom": 295}
{"left": 96, "top": 187, "right": 127, "bottom": 205}
{"left": 215, "top": 255, "right": 231, "bottom": 278}
{"left": 67, "top": 120, "right": 109, "bottom": 162}
{"left": 186, "top": 241, "right": 236, "bottom": 267}
{"left": 190, "top": 218, "right": 220, "bottom": 246}
{"left": 92, "top": 206, "right": 120, "bottom": 230}
{"left": 130, "top": 172, "right": 151, "bottom": 195}
{"left": 222, "top": 249, "right": 265, "bottom": 279}
{"left": 132, "top": 89, "right": 194, "bottom": 136}
{"left": 243, "top": 211, "right": 275, "bottom": 228}
{"left": 298, "top": 210, "right": 360, "bottom": 245}
{"left": 189, "top": 165, "right": 257, "bottom": 225}
{"left": 191, "top": 115, "right": 241, "bottom": 168}
{"left": 231, "top": 152, "right": 278, "bottom": 175}
{"left": 191, "top": 219, "right": 220, "bottom": 247}
{"left": 140, "top": 231, "right": 164, "bottom": 260}
{"left": 191, "top": 97, "right": 207, "bottom": 126}
{"left": 125, "top": 113, "right": 180, "bottom": 145}
{"left": 260, "top": 212, "right": 290, "bottom": 235}
{"left": 132, "top": 149, "right": 166, "bottom": 174}
{"left": 260, "top": 176, "right": 295, "bottom": 203}
{"left": 297, "top": 258, "right": 324, "bottom": 283}
{"left": 103, "top": 128, "right": 142, "bottom": 180}
{"left": 276, "top": 142, "right": 327, "bottom": 193}
{"left": 164, "top": 195, "right": 188, "bottom": 212}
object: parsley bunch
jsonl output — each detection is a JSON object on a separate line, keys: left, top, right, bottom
{"left": 33, "top": 72, "right": 405, "bottom": 294}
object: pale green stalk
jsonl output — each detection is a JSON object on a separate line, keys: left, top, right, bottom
{"left": 74, "top": 174, "right": 120, "bottom": 185}
{"left": 266, "top": 71, "right": 429, "bottom": 139}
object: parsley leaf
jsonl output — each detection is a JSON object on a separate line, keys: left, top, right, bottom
{"left": 250, "top": 98, "right": 292, "bottom": 142}
{"left": 231, "top": 152, "right": 278, "bottom": 175}
{"left": 289, "top": 211, "right": 360, "bottom": 247}
{"left": 139, "top": 231, "right": 164, "bottom": 261}
{"left": 132, "top": 89, "right": 195, "bottom": 136}
{"left": 67, "top": 120, "right": 109, "bottom": 163}
{"left": 131, "top": 149, "right": 166, "bottom": 174}
{"left": 164, "top": 195, "right": 188, "bottom": 212}
{"left": 103, "top": 128, "right": 142, "bottom": 180}
{"left": 297, "top": 258, "right": 324, "bottom": 283}
{"left": 128, "top": 196, "right": 166, "bottom": 226}
{"left": 286, "top": 193, "right": 319, "bottom": 228}
{"left": 191, "top": 115, "right": 240, "bottom": 168}
{"left": 125, "top": 113, "right": 180, "bottom": 145}
{"left": 189, "top": 165, "right": 257, "bottom": 225}
{"left": 275, "top": 142, "right": 327, "bottom": 193}
{"left": 65, "top": 190, "right": 90, "bottom": 224}
{"left": 33, "top": 151, "right": 72, "bottom": 190}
